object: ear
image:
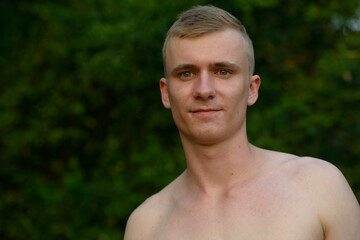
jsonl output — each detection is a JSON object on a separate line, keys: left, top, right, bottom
{"left": 247, "top": 75, "right": 261, "bottom": 106}
{"left": 160, "top": 77, "right": 171, "bottom": 109}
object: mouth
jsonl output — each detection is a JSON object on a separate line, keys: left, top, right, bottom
{"left": 189, "top": 108, "right": 222, "bottom": 117}
{"left": 190, "top": 109, "right": 220, "bottom": 113}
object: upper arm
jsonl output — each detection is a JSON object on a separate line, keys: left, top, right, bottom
{"left": 124, "top": 200, "right": 157, "bottom": 240}
{"left": 306, "top": 159, "right": 360, "bottom": 239}
{"left": 124, "top": 194, "right": 165, "bottom": 240}
{"left": 124, "top": 207, "right": 144, "bottom": 240}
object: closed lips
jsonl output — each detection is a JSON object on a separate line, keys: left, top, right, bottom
{"left": 190, "top": 109, "right": 221, "bottom": 113}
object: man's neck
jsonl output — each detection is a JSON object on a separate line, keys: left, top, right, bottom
{"left": 180, "top": 133, "right": 262, "bottom": 196}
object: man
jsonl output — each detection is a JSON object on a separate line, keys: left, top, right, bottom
{"left": 124, "top": 5, "right": 360, "bottom": 240}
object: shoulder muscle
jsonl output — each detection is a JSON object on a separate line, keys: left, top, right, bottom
{"left": 124, "top": 194, "right": 164, "bottom": 240}
{"left": 295, "top": 157, "right": 360, "bottom": 239}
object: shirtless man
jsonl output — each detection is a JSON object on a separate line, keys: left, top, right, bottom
{"left": 124, "top": 5, "right": 360, "bottom": 240}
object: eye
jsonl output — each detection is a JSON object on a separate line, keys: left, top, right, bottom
{"left": 219, "top": 70, "right": 229, "bottom": 75}
{"left": 179, "top": 71, "right": 194, "bottom": 79}
{"left": 216, "top": 69, "right": 232, "bottom": 78}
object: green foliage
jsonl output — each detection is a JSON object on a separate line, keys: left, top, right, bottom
{"left": 1, "top": 0, "right": 359, "bottom": 239}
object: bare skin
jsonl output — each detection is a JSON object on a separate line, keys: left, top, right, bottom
{"left": 124, "top": 29, "right": 360, "bottom": 240}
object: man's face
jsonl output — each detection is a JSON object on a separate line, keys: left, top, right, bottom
{"left": 160, "top": 28, "right": 260, "bottom": 145}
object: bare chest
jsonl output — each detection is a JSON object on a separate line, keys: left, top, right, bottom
{"left": 152, "top": 185, "right": 323, "bottom": 240}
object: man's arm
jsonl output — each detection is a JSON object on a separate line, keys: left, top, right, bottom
{"left": 124, "top": 199, "right": 156, "bottom": 240}
{"left": 124, "top": 207, "right": 144, "bottom": 240}
{"left": 305, "top": 159, "right": 360, "bottom": 239}
{"left": 124, "top": 194, "right": 164, "bottom": 240}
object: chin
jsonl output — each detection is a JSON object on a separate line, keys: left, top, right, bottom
{"left": 185, "top": 130, "right": 227, "bottom": 146}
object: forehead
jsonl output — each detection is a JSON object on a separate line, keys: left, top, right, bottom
{"left": 165, "top": 29, "right": 248, "bottom": 73}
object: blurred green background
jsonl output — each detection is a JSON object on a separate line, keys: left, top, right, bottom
{"left": 1, "top": 0, "right": 360, "bottom": 239}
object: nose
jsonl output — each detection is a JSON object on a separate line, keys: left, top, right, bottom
{"left": 193, "top": 72, "right": 216, "bottom": 100}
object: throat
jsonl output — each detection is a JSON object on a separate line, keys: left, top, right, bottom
{"left": 183, "top": 143, "right": 261, "bottom": 195}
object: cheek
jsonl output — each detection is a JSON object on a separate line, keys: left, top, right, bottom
{"left": 167, "top": 88, "right": 187, "bottom": 119}
{"left": 168, "top": 89, "right": 180, "bottom": 107}
{"left": 227, "top": 83, "right": 249, "bottom": 105}
{"left": 168, "top": 82, "right": 192, "bottom": 106}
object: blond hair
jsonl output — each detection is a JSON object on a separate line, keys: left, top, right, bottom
{"left": 162, "top": 5, "right": 255, "bottom": 76}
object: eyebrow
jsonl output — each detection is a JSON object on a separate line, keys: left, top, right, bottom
{"left": 169, "top": 61, "right": 241, "bottom": 76}
{"left": 170, "top": 64, "right": 196, "bottom": 75}
{"left": 211, "top": 61, "right": 241, "bottom": 70}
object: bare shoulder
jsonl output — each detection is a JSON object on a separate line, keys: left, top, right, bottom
{"left": 283, "top": 155, "right": 348, "bottom": 184}
{"left": 123, "top": 193, "right": 162, "bottom": 240}
{"left": 123, "top": 175, "right": 181, "bottom": 240}
{"left": 283, "top": 155, "right": 354, "bottom": 197}
{"left": 272, "top": 152, "right": 360, "bottom": 239}
{"left": 261, "top": 149, "right": 353, "bottom": 189}
{"left": 271, "top": 153, "right": 355, "bottom": 202}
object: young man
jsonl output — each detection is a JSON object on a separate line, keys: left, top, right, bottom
{"left": 124, "top": 5, "right": 360, "bottom": 240}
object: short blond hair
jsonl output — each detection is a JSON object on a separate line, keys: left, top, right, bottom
{"left": 162, "top": 5, "right": 255, "bottom": 76}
